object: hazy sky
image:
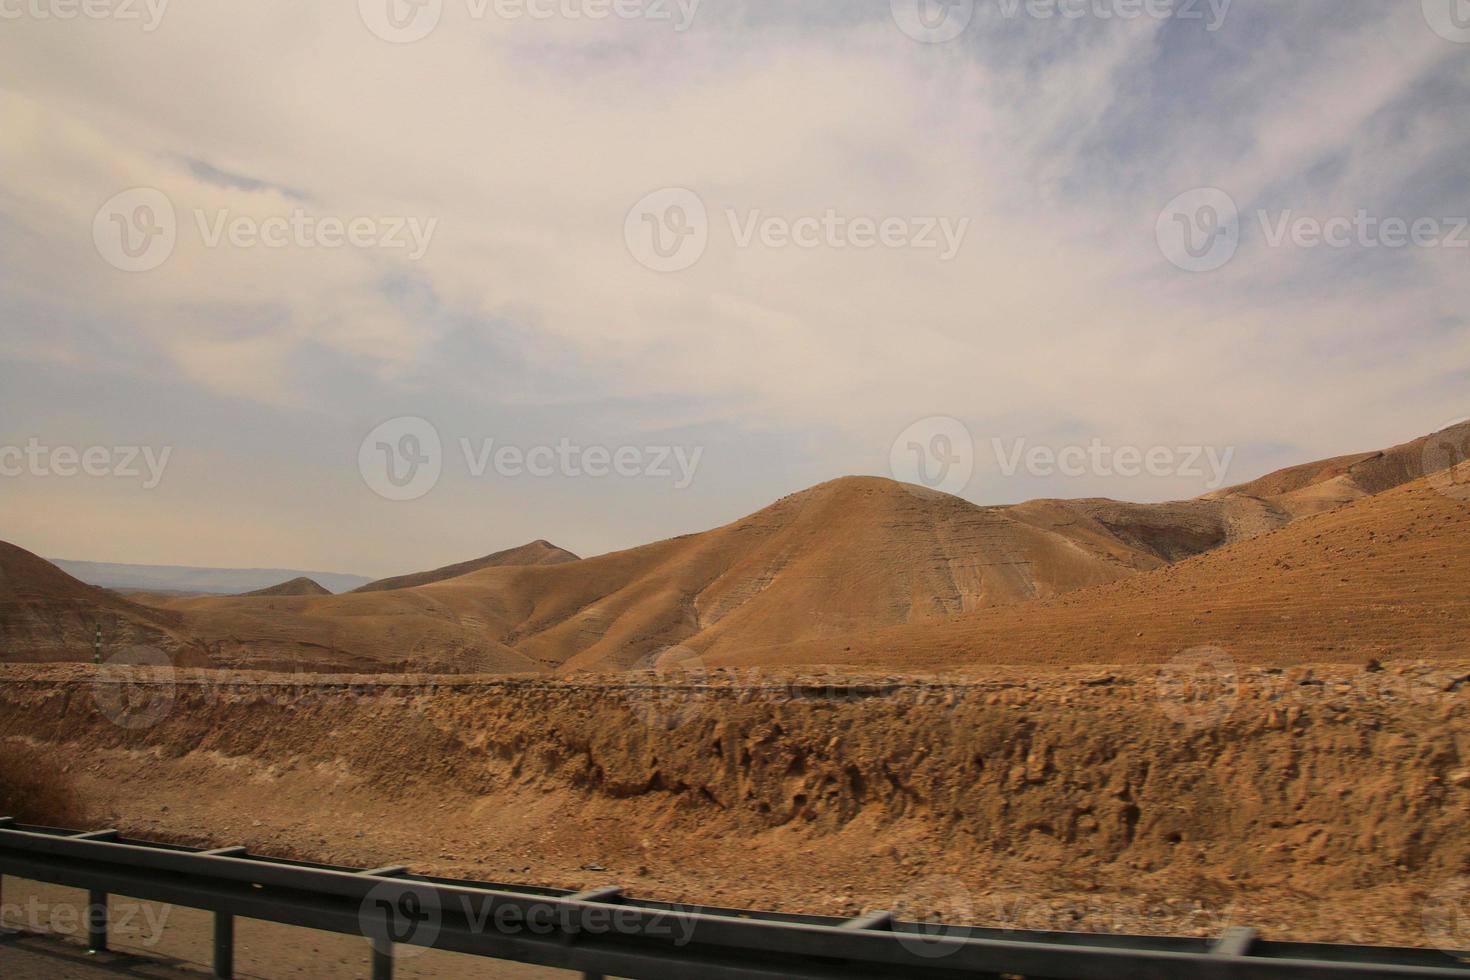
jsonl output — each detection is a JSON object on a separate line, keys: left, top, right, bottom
{"left": 1, "top": 1, "right": 1467, "bottom": 577}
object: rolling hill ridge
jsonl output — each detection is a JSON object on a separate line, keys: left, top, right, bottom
{"left": 1, "top": 420, "right": 1465, "bottom": 672}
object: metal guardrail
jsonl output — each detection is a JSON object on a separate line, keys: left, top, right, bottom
{"left": 2, "top": 820, "right": 1469, "bottom": 979}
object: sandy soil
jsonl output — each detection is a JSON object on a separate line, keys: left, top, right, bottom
{"left": 4, "top": 661, "right": 1469, "bottom": 950}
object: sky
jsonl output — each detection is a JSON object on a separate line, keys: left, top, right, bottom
{"left": 1, "top": 0, "right": 1467, "bottom": 578}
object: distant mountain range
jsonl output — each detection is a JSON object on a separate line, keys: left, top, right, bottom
{"left": 4, "top": 419, "right": 1465, "bottom": 674}
{"left": 48, "top": 560, "right": 372, "bottom": 596}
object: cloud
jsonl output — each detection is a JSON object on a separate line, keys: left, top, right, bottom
{"left": 0, "top": 0, "right": 1465, "bottom": 566}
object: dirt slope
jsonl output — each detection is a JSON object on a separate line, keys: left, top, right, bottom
{"left": 5, "top": 660, "right": 1468, "bottom": 945}
{"left": 713, "top": 462, "right": 1470, "bottom": 672}
{"left": 241, "top": 577, "right": 331, "bottom": 597}
{"left": 153, "top": 589, "right": 545, "bottom": 674}
{"left": 1207, "top": 419, "right": 1470, "bottom": 519}
{"left": 0, "top": 542, "right": 195, "bottom": 662}
{"left": 352, "top": 540, "right": 579, "bottom": 593}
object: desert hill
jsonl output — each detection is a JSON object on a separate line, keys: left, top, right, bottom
{"left": 141, "top": 477, "right": 1176, "bottom": 672}
{"left": 709, "top": 460, "right": 1470, "bottom": 672}
{"left": 2, "top": 421, "right": 1465, "bottom": 672}
{"left": 352, "top": 540, "right": 578, "bottom": 593}
{"left": 153, "top": 586, "right": 543, "bottom": 674}
{"left": 0, "top": 541, "right": 196, "bottom": 662}
{"left": 1206, "top": 420, "right": 1470, "bottom": 519}
{"left": 241, "top": 577, "right": 331, "bottom": 597}
{"left": 423, "top": 476, "right": 1186, "bottom": 672}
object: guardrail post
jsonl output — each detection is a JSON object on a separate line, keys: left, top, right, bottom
{"left": 0, "top": 820, "right": 10, "bottom": 938}
{"left": 213, "top": 912, "right": 234, "bottom": 978}
{"left": 371, "top": 943, "right": 393, "bottom": 980}
{"left": 1212, "top": 927, "right": 1260, "bottom": 958}
{"left": 86, "top": 889, "right": 108, "bottom": 953}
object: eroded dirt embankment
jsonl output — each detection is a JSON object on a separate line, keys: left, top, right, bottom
{"left": 2, "top": 663, "right": 1470, "bottom": 945}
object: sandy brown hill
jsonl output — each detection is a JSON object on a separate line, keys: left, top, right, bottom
{"left": 1207, "top": 419, "right": 1470, "bottom": 519}
{"left": 434, "top": 477, "right": 1176, "bottom": 672}
{"left": 1006, "top": 496, "right": 1290, "bottom": 564}
{"left": 6, "top": 422, "right": 1464, "bottom": 672}
{"left": 151, "top": 477, "right": 1188, "bottom": 673}
{"left": 242, "top": 577, "right": 331, "bottom": 597}
{"left": 352, "top": 540, "right": 578, "bottom": 593}
{"left": 0, "top": 541, "right": 194, "bottom": 662}
{"left": 155, "top": 588, "right": 543, "bottom": 675}
{"left": 709, "top": 462, "right": 1470, "bottom": 672}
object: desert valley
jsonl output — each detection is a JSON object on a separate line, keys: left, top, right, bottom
{"left": 7, "top": 6, "right": 1470, "bottom": 975}
{"left": 2, "top": 421, "right": 1468, "bottom": 950}
{"left": 5, "top": 421, "right": 1468, "bottom": 675}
